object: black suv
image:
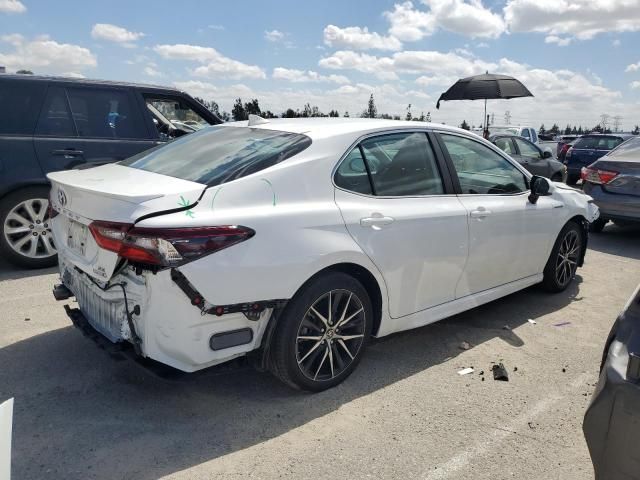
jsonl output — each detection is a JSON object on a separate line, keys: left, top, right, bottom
{"left": 0, "top": 75, "right": 220, "bottom": 268}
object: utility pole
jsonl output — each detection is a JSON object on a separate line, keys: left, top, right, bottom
{"left": 613, "top": 115, "right": 622, "bottom": 132}
{"left": 491, "top": 113, "right": 495, "bottom": 125}
{"left": 600, "top": 113, "right": 610, "bottom": 132}
{"left": 504, "top": 110, "right": 511, "bottom": 125}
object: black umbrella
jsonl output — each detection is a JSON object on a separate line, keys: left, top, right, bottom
{"left": 436, "top": 72, "right": 533, "bottom": 130}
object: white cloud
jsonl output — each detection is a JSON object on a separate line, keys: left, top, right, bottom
{"left": 153, "top": 43, "right": 266, "bottom": 79}
{"left": 631, "top": 81, "right": 640, "bottom": 90}
{"left": 612, "top": 39, "right": 621, "bottom": 47}
{"left": 545, "top": 35, "right": 571, "bottom": 46}
{"left": 626, "top": 61, "right": 640, "bottom": 72}
{"left": 385, "top": 1, "right": 436, "bottom": 41}
{"left": 415, "top": 74, "right": 458, "bottom": 87}
{"left": 208, "top": 24, "right": 225, "bottom": 31}
{"left": 272, "top": 67, "right": 349, "bottom": 84}
{"left": 504, "top": 0, "right": 640, "bottom": 40}
{"left": 264, "top": 30, "right": 285, "bottom": 42}
{"left": 323, "top": 25, "right": 402, "bottom": 51}
{"left": 0, "top": 0, "right": 25, "bottom": 13}
{"left": 319, "top": 50, "right": 399, "bottom": 80}
{"left": 91, "top": 24, "right": 144, "bottom": 45}
{"left": 476, "top": 42, "right": 490, "bottom": 48}
{"left": 0, "top": 34, "right": 97, "bottom": 73}
{"left": 143, "top": 63, "right": 161, "bottom": 77}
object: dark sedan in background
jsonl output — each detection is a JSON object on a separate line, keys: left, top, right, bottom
{"left": 584, "top": 284, "right": 640, "bottom": 480}
{"left": 566, "top": 134, "right": 633, "bottom": 184}
{"left": 582, "top": 136, "right": 640, "bottom": 232}
{"left": 490, "top": 133, "right": 567, "bottom": 182}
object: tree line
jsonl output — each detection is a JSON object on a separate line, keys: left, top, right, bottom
{"left": 195, "top": 94, "right": 640, "bottom": 135}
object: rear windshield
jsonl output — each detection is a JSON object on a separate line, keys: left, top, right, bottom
{"left": 120, "top": 126, "right": 312, "bottom": 186}
{"left": 609, "top": 136, "right": 640, "bottom": 157}
{"left": 573, "top": 136, "right": 624, "bottom": 150}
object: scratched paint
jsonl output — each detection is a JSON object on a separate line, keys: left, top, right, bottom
{"left": 210, "top": 187, "right": 224, "bottom": 211}
{"left": 260, "top": 178, "right": 277, "bottom": 206}
{"left": 178, "top": 195, "right": 195, "bottom": 218}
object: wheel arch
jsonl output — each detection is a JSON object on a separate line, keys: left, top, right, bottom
{"left": 0, "top": 180, "right": 50, "bottom": 202}
{"left": 566, "top": 214, "right": 589, "bottom": 267}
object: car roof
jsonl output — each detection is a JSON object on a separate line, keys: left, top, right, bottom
{"left": 580, "top": 133, "right": 634, "bottom": 139}
{"left": 0, "top": 74, "right": 181, "bottom": 92}
{"left": 222, "top": 118, "right": 468, "bottom": 140}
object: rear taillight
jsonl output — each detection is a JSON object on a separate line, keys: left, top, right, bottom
{"left": 581, "top": 167, "right": 619, "bottom": 185}
{"left": 89, "top": 221, "right": 255, "bottom": 267}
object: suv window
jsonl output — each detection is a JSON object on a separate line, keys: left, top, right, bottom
{"left": 121, "top": 126, "right": 311, "bottom": 186}
{"left": 521, "top": 128, "right": 531, "bottom": 140}
{"left": 35, "top": 86, "right": 75, "bottom": 137}
{"left": 67, "top": 87, "right": 145, "bottom": 139}
{"left": 0, "top": 80, "right": 47, "bottom": 135}
{"left": 531, "top": 129, "right": 538, "bottom": 143}
{"left": 144, "top": 96, "right": 209, "bottom": 138}
{"left": 358, "top": 132, "right": 444, "bottom": 196}
{"left": 573, "top": 136, "right": 624, "bottom": 150}
{"left": 514, "top": 138, "right": 540, "bottom": 158}
{"left": 335, "top": 147, "right": 373, "bottom": 195}
{"left": 440, "top": 133, "right": 527, "bottom": 195}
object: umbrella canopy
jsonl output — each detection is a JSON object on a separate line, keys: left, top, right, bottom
{"left": 436, "top": 73, "right": 533, "bottom": 109}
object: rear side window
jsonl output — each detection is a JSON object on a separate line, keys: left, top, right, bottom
{"left": 335, "top": 148, "right": 373, "bottom": 195}
{"left": 35, "top": 86, "right": 75, "bottom": 137}
{"left": 521, "top": 128, "right": 531, "bottom": 140}
{"left": 0, "top": 80, "right": 47, "bottom": 135}
{"left": 531, "top": 129, "right": 538, "bottom": 143}
{"left": 610, "top": 136, "right": 640, "bottom": 156}
{"left": 574, "top": 136, "right": 624, "bottom": 150}
{"left": 67, "top": 87, "right": 146, "bottom": 139}
{"left": 493, "top": 137, "right": 515, "bottom": 154}
{"left": 121, "top": 126, "right": 312, "bottom": 186}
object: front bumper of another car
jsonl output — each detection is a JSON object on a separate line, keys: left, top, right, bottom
{"left": 583, "top": 285, "right": 640, "bottom": 480}
{"left": 583, "top": 183, "right": 640, "bottom": 224}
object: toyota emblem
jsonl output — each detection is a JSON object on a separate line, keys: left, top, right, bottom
{"left": 57, "top": 188, "right": 68, "bottom": 207}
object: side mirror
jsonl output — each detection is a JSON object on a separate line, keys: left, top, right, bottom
{"left": 528, "top": 176, "right": 551, "bottom": 204}
{"left": 542, "top": 148, "right": 553, "bottom": 159}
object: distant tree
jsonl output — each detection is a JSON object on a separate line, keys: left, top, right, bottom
{"left": 578, "top": 125, "right": 584, "bottom": 134}
{"left": 232, "top": 98, "right": 247, "bottom": 121}
{"left": 282, "top": 108, "right": 298, "bottom": 118}
{"left": 393, "top": 115, "right": 401, "bottom": 120}
{"left": 539, "top": 124, "right": 546, "bottom": 134}
{"left": 405, "top": 104, "right": 412, "bottom": 121}
{"left": 301, "top": 103, "right": 313, "bottom": 118}
{"left": 262, "top": 110, "right": 277, "bottom": 118}
{"left": 460, "top": 120, "right": 470, "bottom": 130}
{"left": 425, "top": 111, "right": 431, "bottom": 122}
{"left": 592, "top": 124, "right": 603, "bottom": 133}
{"left": 549, "top": 123, "right": 560, "bottom": 134}
{"left": 379, "top": 113, "right": 393, "bottom": 119}
{"left": 16, "top": 69, "right": 33, "bottom": 74}
{"left": 633, "top": 125, "right": 640, "bottom": 135}
{"left": 244, "top": 98, "right": 261, "bottom": 116}
{"left": 564, "top": 124, "right": 572, "bottom": 135}
{"left": 343, "top": 111, "right": 350, "bottom": 117}
{"left": 328, "top": 109, "right": 340, "bottom": 117}
{"left": 571, "top": 126, "right": 578, "bottom": 134}
{"left": 366, "top": 94, "right": 377, "bottom": 119}
{"left": 220, "top": 111, "right": 231, "bottom": 122}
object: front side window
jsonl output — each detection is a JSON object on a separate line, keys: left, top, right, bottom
{"left": 514, "top": 138, "right": 541, "bottom": 158}
{"left": 145, "top": 97, "right": 209, "bottom": 137}
{"left": 0, "top": 80, "right": 47, "bottom": 135}
{"left": 121, "top": 126, "right": 311, "bottom": 186}
{"left": 360, "top": 133, "right": 444, "bottom": 196}
{"left": 440, "top": 133, "right": 528, "bottom": 195}
{"left": 35, "top": 86, "right": 75, "bottom": 137}
{"left": 67, "top": 87, "right": 145, "bottom": 139}
{"left": 493, "top": 137, "right": 515, "bottom": 155}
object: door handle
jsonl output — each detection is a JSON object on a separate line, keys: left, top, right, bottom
{"left": 51, "top": 149, "right": 84, "bottom": 156}
{"left": 360, "top": 214, "right": 394, "bottom": 229}
{"left": 470, "top": 207, "right": 492, "bottom": 218}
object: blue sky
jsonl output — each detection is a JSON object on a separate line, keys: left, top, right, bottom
{"left": 1, "top": 0, "right": 639, "bottom": 129}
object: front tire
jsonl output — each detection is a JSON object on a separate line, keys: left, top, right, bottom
{"left": 269, "top": 272, "right": 373, "bottom": 391}
{"left": 541, "top": 221, "right": 583, "bottom": 293}
{"left": 0, "top": 186, "right": 57, "bottom": 269}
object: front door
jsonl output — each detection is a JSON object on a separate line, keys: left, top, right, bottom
{"left": 513, "top": 137, "right": 549, "bottom": 177}
{"left": 334, "top": 131, "right": 469, "bottom": 319}
{"left": 437, "top": 132, "right": 556, "bottom": 297}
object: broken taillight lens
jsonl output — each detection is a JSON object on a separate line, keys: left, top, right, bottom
{"left": 581, "top": 167, "right": 619, "bottom": 185}
{"left": 89, "top": 221, "right": 255, "bottom": 267}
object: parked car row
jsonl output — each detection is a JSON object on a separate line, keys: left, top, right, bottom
{"left": 489, "top": 133, "right": 566, "bottom": 182}
{"left": 0, "top": 74, "right": 220, "bottom": 268}
{"left": 565, "top": 134, "right": 633, "bottom": 184}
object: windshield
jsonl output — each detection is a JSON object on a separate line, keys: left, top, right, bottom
{"left": 573, "top": 136, "right": 624, "bottom": 150}
{"left": 120, "top": 126, "right": 312, "bottom": 186}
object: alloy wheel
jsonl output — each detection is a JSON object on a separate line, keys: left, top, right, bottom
{"left": 555, "top": 230, "right": 580, "bottom": 288}
{"left": 3, "top": 198, "right": 56, "bottom": 259}
{"left": 296, "top": 289, "right": 366, "bottom": 382}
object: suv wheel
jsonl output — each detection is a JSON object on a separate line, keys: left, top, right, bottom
{"left": 0, "top": 187, "right": 57, "bottom": 269}
{"left": 270, "top": 272, "right": 373, "bottom": 391}
{"left": 541, "top": 221, "right": 583, "bottom": 292}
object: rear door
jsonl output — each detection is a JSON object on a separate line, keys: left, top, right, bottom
{"left": 513, "top": 137, "right": 549, "bottom": 177}
{"left": 436, "top": 131, "right": 558, "bottom": 296}
{"left": 334, "top": 131, "right": 469, "bottom": 318}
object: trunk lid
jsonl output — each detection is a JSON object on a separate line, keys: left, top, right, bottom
{"left": 48, "top": 163, "right": 206, "bottom": 280}
{"left": 591, "top": 159, "right": 640, "bottom": 197}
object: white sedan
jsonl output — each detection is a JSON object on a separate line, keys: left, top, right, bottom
{"left": 48, "top": 117, "right": 599, "bottom": 391}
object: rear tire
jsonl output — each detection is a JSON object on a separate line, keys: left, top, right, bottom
{"left": 269, "top": 272, "right": 373, "bottom": 391}
{"left": 567, "top": 174, "right": 580, "bottom": 185}
{"left": 541, "top": 221, "right": 583, "bottom": 293}
{"left": 0, "top": 186, "right": 57, "bottom": 269}
{"left": 590, "top": 218, "right": 607, "bottom": 233}
{"left": 551, "top": 173, "right": 563, "bottom": 182}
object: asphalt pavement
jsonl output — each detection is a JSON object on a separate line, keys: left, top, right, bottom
{"left": 1, "top": 224, "right": 639, "bottom": 480}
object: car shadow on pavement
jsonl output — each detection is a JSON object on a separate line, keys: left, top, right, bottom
{"left": 0, "top": 257, "right": 57, "bottom": 282}
{"left": 0, "top": 279, "right": 581, "bottom": 480}
{"left": 588, "top": 224, "right": 640, "bottom": 261}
